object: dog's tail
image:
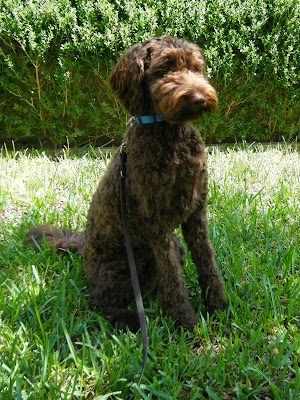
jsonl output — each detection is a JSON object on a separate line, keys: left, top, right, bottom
{"left": 25, "top": 224, "right": 84, "bottom": 255}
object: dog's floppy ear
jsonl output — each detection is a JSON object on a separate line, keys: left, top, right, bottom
{"left": 109, "top": 44, "right": 151, "bottom": 115}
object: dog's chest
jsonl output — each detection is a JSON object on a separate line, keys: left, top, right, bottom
{"left": 173, "top": 146, "right": 207, "bottom": 182}
{"left": 170, "top": 147, "right": 207, "bottom": 208}
{"left": 129, "top": 145, "right": 207, "bottom": 224}
{"left": 127, "top": 125, "right": 208, "bottom": 225}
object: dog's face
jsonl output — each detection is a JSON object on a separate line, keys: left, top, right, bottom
{"left": 109, "top": 36, "right": 218, "bottom": 123}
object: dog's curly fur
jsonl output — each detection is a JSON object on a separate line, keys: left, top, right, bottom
{"left": 26, "top": 36, "right": 227, "bottom": 332}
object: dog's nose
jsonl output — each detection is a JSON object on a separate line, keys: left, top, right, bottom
{"left": 192, "top": 93, "right": 206, "bottom": 106}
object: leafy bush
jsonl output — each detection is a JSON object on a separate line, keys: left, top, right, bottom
{"left": 0, "top": 0, "right": 299, "bottom": 145}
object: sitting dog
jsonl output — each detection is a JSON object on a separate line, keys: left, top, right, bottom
{"left": 27, "top": 36, "right": 228, "bottom": 332}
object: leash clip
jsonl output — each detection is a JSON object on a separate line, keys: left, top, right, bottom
{"left": 120, "top": 142, "right": 127, "bottom": 153}
{"left": 120, "top": 142, "right": 127, "bottom": 179}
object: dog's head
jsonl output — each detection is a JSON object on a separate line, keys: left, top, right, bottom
{"left": 109, "top": 36, "right": 218, "bottom": 123}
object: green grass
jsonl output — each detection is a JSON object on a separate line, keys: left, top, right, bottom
{"left": 0, "top": 144, "right": 299, "bottom": 400}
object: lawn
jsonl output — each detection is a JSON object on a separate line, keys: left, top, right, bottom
{"left": 0, "top": 144, "right": 299, "bottom": 400}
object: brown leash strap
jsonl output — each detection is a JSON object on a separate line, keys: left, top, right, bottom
{"left": 120, "top": 143, "right": 148, "bottom": 397}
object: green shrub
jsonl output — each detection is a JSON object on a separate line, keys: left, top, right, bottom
{"left": 0, "top": 0, "right": 123, "bottom": 144}
{"left": 197, "top": 0, "right": 300, "bottom": 142}
{"left": 0, "top": 0, "right": 299, "bottom": 145}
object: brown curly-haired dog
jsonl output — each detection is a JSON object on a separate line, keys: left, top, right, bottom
{"left": 27, "top": 36, "right": 227, "bottom": 332}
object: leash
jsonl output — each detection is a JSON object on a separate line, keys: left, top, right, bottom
{"left": 119, "top": 143, "right": 148, "bottom": 398}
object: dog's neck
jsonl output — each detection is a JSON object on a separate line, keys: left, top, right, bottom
{"left": 134, "top": 115, "right": 166, "bottom": 125}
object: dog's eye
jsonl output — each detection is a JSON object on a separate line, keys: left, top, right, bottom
{"left": 193, "top": 65, "right": 204, "bottom": 73}
{"left": 165, "top": 56, "right": 177, "bottom": 69}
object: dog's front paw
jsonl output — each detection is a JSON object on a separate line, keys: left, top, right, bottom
{"left": 113, "top": 311, "right": 140, "bottom": 333}
{"left": 206, "top": 288, "right": 228, "bottom": 314}
{"left": 174, "top": 303, "right": 200, "bottom": 331}
{"left": 97, "top": 305, "right": 140, "bottom": 333}
{"left": 178, "top": 314, "right": 199, "bottom": 331}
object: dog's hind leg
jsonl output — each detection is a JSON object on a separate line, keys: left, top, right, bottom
{"left": 85, "top": 256, "right": 138, "bottom": 331}
{"left": 85, "top": 248, "right": 158, "bottom": 332}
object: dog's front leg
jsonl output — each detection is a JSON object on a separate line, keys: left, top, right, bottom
{"left": 182, "top": 206, "right": 228, "bottom": 314}
{"left": 150, "top": 234, "right": 199, "bottom": 330}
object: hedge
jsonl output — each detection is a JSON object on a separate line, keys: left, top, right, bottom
{"left": 0, "top": 0, "right": 299, "bottom": 145}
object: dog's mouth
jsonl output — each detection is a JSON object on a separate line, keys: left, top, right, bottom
{"left": 152, "top": 90, "right": 218, "bottom": 123}
{"left": 150, "top": 73, "right": 218, "bottom": 123}
{"left": 179, "top": 92, "right": 217, "bottom": 120}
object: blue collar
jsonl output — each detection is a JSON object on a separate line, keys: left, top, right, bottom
{"left": 135, "top": 115, "right": 166, "bottom": 125}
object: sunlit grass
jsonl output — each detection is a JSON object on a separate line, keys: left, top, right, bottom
{"left": 0, "top": 144, "right": 299, "bottom": 399}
